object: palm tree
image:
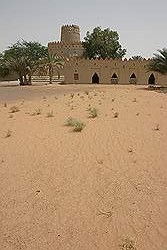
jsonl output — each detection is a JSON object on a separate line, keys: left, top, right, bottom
{"left": 148, "top": 48, "right": 167, "bottom": 74}
{"left": 38, "top": 54, "right": 64, "bottom": 84}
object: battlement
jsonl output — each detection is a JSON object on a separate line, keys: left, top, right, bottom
{"left": 61, "top": 24, "right": 81, "bottom": 44}
{"left": 48, "top": 41, "right": 83, "bottom": 46}
{"left": 65, "top": 57, "right": 151, "bottom": 63}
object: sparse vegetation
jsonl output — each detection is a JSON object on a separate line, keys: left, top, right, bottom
{"left": 8, "top": 114, "right": 14, "bottom": 118}
{"left": 73, "top": 120, "right": 86, "bottom": 132}
{"left": 88, "top": 107, "right": 98, "bottom": 118}
{"left": 32, "top": 108, "right": 42, "bottom": 116}
{"left": 119, "top": 238, "right": 136, "bottom": 250}
{"left": 46, "top": 111, "right": 54, "bottom": 117}
{"left": 10, "top": 106, "right": 19, "bottom": 113}
{"left": 70, "top": 93, "right": 74, "bottom": 98}
{"left": 3, "top": 103, "right": 7, "bottom": 108}
{"left": 65, "top": 117, "right": 85, "bottom": 132}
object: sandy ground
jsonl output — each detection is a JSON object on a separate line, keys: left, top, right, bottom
{"left": 0, "top": 84, "right": 167, "bottom": 250}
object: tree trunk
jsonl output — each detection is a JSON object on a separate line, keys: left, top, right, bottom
{"left": 49, "top": 67, "right": 52, "bottom": 84}
{"left": 28, "top": 73, "right": 32, "bottom": 85}
{"left": 19, "top": 75, "right": 24, "bottom": 85}
{"left": 23, "top": 75, "right": 28, "bottom": 85}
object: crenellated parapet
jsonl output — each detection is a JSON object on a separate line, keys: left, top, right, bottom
{"left": 64, "top": 57, "right": 151, "bottom": 67}
{"left": 61, "top": 24, "right": 81, "bottom": 44}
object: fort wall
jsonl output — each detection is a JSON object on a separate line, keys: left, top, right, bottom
{"left": 64, "top": 58, "right": 167, "bottom": 85}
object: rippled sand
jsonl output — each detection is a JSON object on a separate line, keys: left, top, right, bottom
{"left": 0, "top": 84, "right": 167, "bottom": 250}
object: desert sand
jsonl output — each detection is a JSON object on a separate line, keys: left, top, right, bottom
{"left": 0, "top": 84, "right": 167, "bottom": 250}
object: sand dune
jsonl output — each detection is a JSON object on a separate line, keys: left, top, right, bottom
{"left": 0, "top": 85, "right": 167, "bottom": 250}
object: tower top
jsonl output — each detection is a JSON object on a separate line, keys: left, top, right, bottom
{"left": 61, "top": 24, "right": 81, "bottom": 44}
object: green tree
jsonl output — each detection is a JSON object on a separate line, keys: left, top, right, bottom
{"left": 0, "top": 40, "right": 47, "bottom": 85}
{"left": 83, "top": 27, "right": 126, "bottom": 59}
{"left": 148, "top": 48, "right": 167, "bottom": 74}
{"left": 37, "top": 53, "right": 64, "bottom": 84}
{"left": 0, "top": 53, "right": 10, "bottom": 77}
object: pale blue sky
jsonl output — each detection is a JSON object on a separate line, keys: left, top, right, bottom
{"left": 0, "top": 0, "right": 167, "bottom": 58}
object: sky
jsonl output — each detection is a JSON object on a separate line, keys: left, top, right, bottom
{"left": 0, "top": 0, "right": 167, "bottom": 58}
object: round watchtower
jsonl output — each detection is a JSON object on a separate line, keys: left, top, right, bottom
{"left": 61, "top": 25, "right": 81, "bottom": 44}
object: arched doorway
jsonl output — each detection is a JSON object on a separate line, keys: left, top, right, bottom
{"left": 111, "top": 73, "right": 118, "bottom": 84}
{"left": 130, "top": 73, "right": 137, "bottom": 84}
{"left": 148, "top": 73, "right": 155, "bottom": 85}
{"left": 92, "top": 73, "right": 99, "bottom": 83}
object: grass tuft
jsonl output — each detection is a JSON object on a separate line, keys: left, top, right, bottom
{"left": 119, "top": 238, "right": 136, "bottom": 250}
{"left": 88, "top": 107, "right": 98, "bottom": 118}
{"left": 46, "top": 111, "right": 54, "bottom": 117}
{"left": 73, "top": 120, "right": 86, "bottom": 132}
{"left": 65, "top": 117, "right": 85, "bottom": 132}
{"left": 32, "top": 108, "right": 42, "bottom": 116}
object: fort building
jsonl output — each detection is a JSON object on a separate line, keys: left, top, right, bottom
{"left": 48, "top": 25, "right": 84, "bottom": 59}
{"left": 48, "top": 25, "right": 167, "bottom": 86}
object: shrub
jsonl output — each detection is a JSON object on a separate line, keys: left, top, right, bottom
{"left": 32, "top": 108, "right": 42, "bottom": 116}
{"left": 89, "top": 107, "right": 98, "bottom": 118}
{"left": 46, "top": 111, "right": 54, "bottom": 117}
{"left": 73, "top": 121, "right": 86, "bottom": 132}
{"left": 65, "top": 117, "right": 85, "bottom": 132}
